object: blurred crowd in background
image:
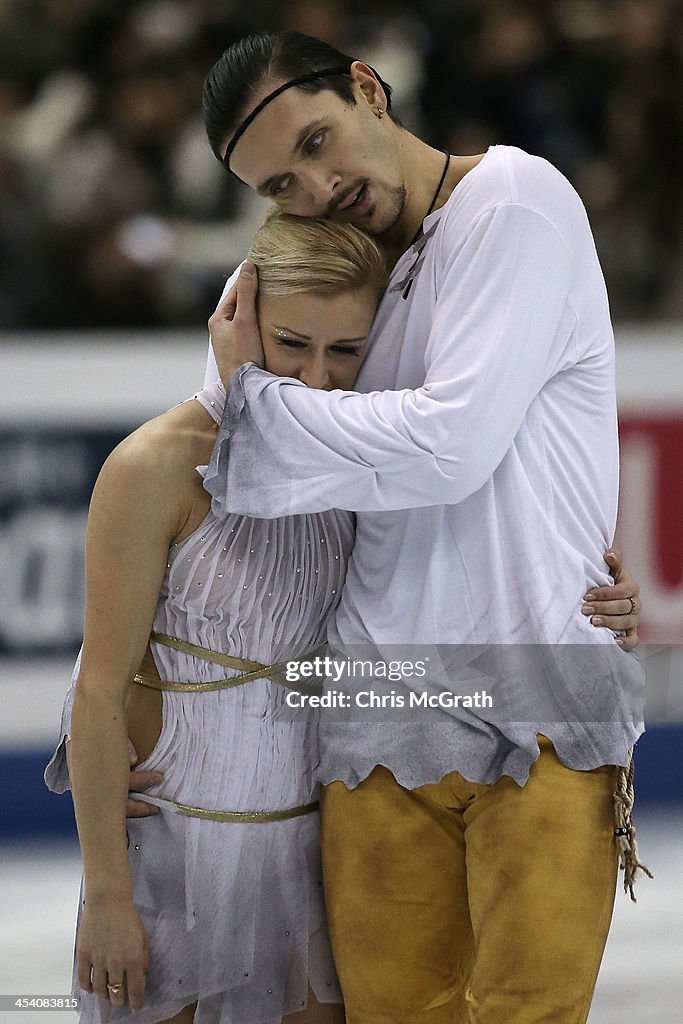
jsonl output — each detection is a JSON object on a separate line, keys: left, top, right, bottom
{"left": 1, "top": 0, "right": 682, "bottom": 330}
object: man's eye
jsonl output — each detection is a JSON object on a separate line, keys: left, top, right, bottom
{"left": 272, "top": 176, "right": 292, "bottom": 197}
{"left": 304, "top": 130, "right": 325, "bottom": 155}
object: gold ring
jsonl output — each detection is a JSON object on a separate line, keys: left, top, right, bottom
{"left": 629, "top": 596, "right": 637, "bottom": 615}
{"left": 107, "top": 983, "right": 124, "bottom": 996}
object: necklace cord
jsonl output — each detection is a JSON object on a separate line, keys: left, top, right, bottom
{"left": 408, "top": 150, "right": 451, "bottom": 249}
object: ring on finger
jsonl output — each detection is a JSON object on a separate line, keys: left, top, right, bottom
{"left": 107, "top": 982, "right": 124, "bottom": 996}
{"left": 629, "top": 596, "right": 638, "bottom": 615}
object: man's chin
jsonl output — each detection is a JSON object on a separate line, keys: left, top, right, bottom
{"left": 371, "top": 186, "right": 407, "bottom": 239}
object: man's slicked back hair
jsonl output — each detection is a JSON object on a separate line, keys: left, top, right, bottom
{"left": 202, "top": 30, "right": 394, "bottom": 162}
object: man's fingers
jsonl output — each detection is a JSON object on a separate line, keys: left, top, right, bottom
{"left": 232, "top": 262, "right": 259, "bottom": 323}
{"left": 208, "top": 284, "right": 238, "bottom": 332}
{"left": 127, "top": 739, "right": 138, "bottom": 766}
{"left": 586, "top": 612, "right": 639, "bottom": 631}
{"left": 604, "top": 547, "right": 624, "bottom": 581}
{"left": 129, "top": 769, "right": 163, "bottom": 791}
{"left": 617, "top": 630, "right": 639, "bottom": 652}
{"left": 584, "top": 582, "right": 640, "bottom": 604}
{"left": 126, "top": 798, "right": 160, "bottom": 818}
{"left": 209, "top": 263, "right": 256, "bottom": 331}
{"left": 126, "top": 765, "right": 164, "bottom": 819}
{"left": 581, "top": 597, "right": 640, "bottom": 619}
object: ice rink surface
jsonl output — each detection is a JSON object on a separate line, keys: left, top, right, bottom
{"left": 1, "top": 808, "right": 681, "bottom": 1024}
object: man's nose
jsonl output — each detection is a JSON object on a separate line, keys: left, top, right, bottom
{"left": 300, "top": 166, "right": 342, "bottom": 206}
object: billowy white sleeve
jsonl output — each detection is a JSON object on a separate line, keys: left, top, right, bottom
{"left": 203, "top": 204, "right": 575, "bottom": 516}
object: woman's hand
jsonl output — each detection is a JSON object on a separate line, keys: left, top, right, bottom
{"left": 583, "top": 548, "right": 642, "bottom": 651}
{"left": 76, "top": 899, "right": 149, "bottom": 1012}
{"left": 208, "top": 262, "right": 264, "bottom": 386}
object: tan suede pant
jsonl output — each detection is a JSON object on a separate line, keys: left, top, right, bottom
{"left": 321, "top": 736, "right": 619, "bottom": 1024}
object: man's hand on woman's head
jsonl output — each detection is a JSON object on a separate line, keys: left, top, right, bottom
{"left": 208, "top": 262, "right": 265, "bottom": 386}
{"left": 582, "top": 547, "right": 642, "bottom": 651}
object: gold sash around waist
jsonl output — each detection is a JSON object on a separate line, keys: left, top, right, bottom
{"left": 133, "top": 632, "right": 326, "bottom": 695}
{"left": 168, "top": 797, "right": 319, "bottom": 823}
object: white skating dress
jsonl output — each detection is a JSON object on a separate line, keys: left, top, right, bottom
{"left": 44, "top": 380, "right": 354, "bottom": 1024}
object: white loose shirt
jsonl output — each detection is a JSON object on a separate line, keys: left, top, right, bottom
{"left": 203, "top": 146, "right": 644, "bottom": 787}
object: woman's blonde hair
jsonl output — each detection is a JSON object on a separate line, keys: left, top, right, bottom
{"left": 246, "top": 210, "right": 389, "bottom": 298}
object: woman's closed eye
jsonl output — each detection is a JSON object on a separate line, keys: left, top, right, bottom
{"left": 331, "top": 345, "right": 363, "bottom": 357}
{"left": 276, "top": 336, "right": 306, "bottom": 348}
{"left": 274, "top": 338, "right": 362, "bottom": 357}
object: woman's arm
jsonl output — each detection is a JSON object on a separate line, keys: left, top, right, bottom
{"left": 68, "top": 427, "right": 189, "bottom": 1012}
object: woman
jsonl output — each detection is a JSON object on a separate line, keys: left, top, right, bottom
{"left": 45, "top": 212, "right": 388, "bottom": 1024}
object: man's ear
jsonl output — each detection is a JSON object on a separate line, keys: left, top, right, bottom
{"left": 349, "top": 61, "right": 386, "bottom": 110}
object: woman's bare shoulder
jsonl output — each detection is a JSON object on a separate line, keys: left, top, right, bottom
{"left": 105, "top": 400, "right": 215, "bottom": 480}
{"left": 91, "top": 400, "right": 216, "bottom": 534}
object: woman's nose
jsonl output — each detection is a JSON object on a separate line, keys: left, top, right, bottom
{"left": 299, "top": 357, "right": 330, "bottom": 390}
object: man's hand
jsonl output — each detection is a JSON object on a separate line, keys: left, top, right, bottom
{"left": 126, "top": 740, "right": 162, "bottom": 818}
{"left": 582, "top": 547, "right": 642, "bottom": 651}
{"left": 208, "top": 261, "right": 264, "bottom": 386}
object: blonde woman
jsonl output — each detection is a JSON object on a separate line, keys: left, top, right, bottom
{"left": 45, "top": 213, "right": 388, "bottom": 1024}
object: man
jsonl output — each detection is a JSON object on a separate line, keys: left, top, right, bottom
{"left": 146, "top": 30, "right": 646, "bottom": 1024}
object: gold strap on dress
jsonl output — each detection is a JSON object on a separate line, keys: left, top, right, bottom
{"left": 170, "top": 797, "right": 319, "bottom": 823}
{"left": 133, "top": 632, "right": 326, "bottom": 694}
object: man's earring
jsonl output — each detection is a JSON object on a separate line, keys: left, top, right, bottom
{"left": 376, "top": 108, "right": 384, "bottom": 119}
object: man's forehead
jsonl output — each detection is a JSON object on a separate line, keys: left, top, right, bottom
{"left": 229, "top": 84, "right": 346, "bottom": 185}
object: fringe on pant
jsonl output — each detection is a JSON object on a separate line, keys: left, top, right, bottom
{"left": 613, "top": 747, "right": 654, "bottom": 901}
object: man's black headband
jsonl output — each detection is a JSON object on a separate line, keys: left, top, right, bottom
{"left": 221, "top": 65, "right": 351, "bottom": 174}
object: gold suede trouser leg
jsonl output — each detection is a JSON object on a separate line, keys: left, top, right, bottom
{"left": 320, "top": 737, "right": 619, "bottom": 1024}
